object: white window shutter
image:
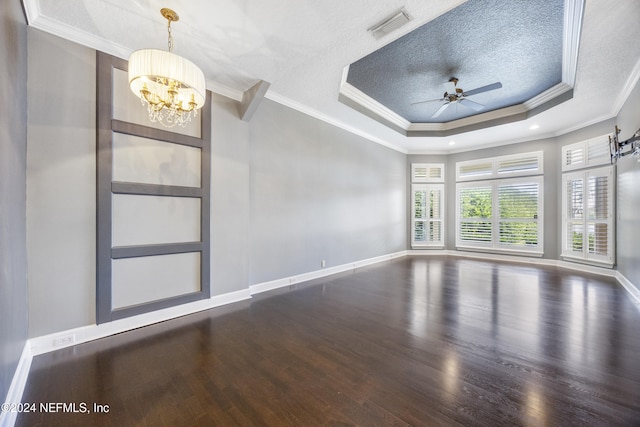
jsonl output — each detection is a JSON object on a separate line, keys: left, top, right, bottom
{"left": 412, "top": 163, "right": 445, "bottom": 183}
{"left": 497, "top": 153, "right": 541, "bottom": 175}
{"left": 412, "top": 183, "right": 444, "bottom": 247}
{"left": 457, "top": 161, "right": 493, "bottom": 180}
{"left": 562, "top": 136, "right": 610, "bottom": 172}
{"left": 561, "top": 166, "right": 614, "bottom": 266}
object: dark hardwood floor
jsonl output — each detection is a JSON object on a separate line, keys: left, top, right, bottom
{"left": 17, "top": 256, "right": 640, "bottom": 426}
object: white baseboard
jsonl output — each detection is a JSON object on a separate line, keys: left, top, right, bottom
{"left": 409, "top": 250, "right": 636, "bottom": 302}
{"left": 249, "top": 250, "right": 408, "bottom": 295}
{"left": 0, "top": 344, "right": 32, "bottom": 427}
{"left": 29, "top": 288, "right": 252, "bottom": 356}
{"left": 616, "top": 271, "right": 640, "bottom": 305}
{"left": 409, "top": 249, "right": 618, "bottom": 275}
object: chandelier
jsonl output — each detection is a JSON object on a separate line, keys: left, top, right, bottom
{"left": 128, "top": 8, "right": 206, "bottom": 128}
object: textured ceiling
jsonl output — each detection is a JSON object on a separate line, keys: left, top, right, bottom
{"left": 347, "top": 0, "right": 564, "bottom": 123}
{"left": 21, "top": 0, "right": 640, "bottom": 153}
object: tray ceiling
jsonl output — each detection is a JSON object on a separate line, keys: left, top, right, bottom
{"left": 344, "top": 0, "right": 565, "bottom": 135}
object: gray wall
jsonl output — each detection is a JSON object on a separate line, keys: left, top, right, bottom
{"left": 0, "top": 0, "right": 28, "bottom": 403}
{"left": 27, "top": 29, "right": 96, "bottom": 337}
{"left": 615, "top": 73, "right": 640, "bottom": 286}
{"left": 249, "top": 100, "right": 407, "bottom": 284}
{"left": 210, "top": 94, "right": 251, "bottom": 296}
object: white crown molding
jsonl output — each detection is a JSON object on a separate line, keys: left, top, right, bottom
{"left": 27, "top": 9, "right": 131, "bottom": 60}
{"left": 339, "top": 81, "right": 411, "bottom": 129}
{"left": 612, "top": 56, "right": 640, "bottom": 117}
{"left": 341, "top": 81, "right": 574, "bottom": 136}
{"left": 563, "top": 0, "right": 585, "bottom": 85}
{"left": 265, "top": 91, "right": 408, "bottom": 154}
{"left": 22, "top": 0, "right": 40, "bottom": 25}
{"left": 208, "top": 81, "right": 244, "bottom": 102}
{"left": 24, "top": 0, "right": 244, "bottom": 102}
{"left": 408, "top": 104, "right": 528, "bottom": 132}
{"left": 523, "top": 82, "right": 573, "bottom": 109}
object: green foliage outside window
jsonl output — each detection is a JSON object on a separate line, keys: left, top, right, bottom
{"left": 461, "top": 184, "right": 539, "bottom": 246}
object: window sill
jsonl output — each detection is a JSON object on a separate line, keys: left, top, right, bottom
{"left": 456, "top": 246, "right": 544, "bottom": 258}
{"left": 560, "top": 255, "right": 614, "bottom": 269}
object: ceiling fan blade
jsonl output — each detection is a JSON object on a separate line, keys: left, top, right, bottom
{"left": 431, "top": 102, "right": 450, "bottom": 119}
{"left": 459, "top": 98, "right": 484, "bottom": 111}
{"left": 463, "top": 82, "right": 502, "bottom": 97}
{"left": 410, "top": 98, "right": 443, "bottom": 106}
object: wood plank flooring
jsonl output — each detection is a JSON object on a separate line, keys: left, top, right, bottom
{"left": 16, "top": 256, "right": 640, "bottom": 426}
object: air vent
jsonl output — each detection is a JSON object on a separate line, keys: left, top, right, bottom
{"left": 368, "top": 8, "right": 412, "bottom": 39}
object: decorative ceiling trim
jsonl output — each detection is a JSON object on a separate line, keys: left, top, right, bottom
{"left": 562, "top": 0, "right": 585, "bottom": 85}
{"left": 338, "top": 0, "right": 585, "bottom": 137}
{"left": 612, "top": 56, "right": 640, "bottom": 117}
{"left": 22, "top": 0, "right": 244, "bottom": 102}
{"left": 339, "top": 67, "right": 411, "bottom": 129}
{"left": 265, "top": 91, "right": 408, "bottom": 154}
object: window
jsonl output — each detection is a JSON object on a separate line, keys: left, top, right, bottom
{"left": 562, "top": 166, "right": 614, "bottom": 266}
{"left": 457, "top": 177, "right": 543, "bottom": 254}
{"left": 455, "top": 152, "right": 543, "bottom": 255}
{"left": 411, "top": 163, "right": 444, "bottom": 248}
{"left": 412, "top": 184, "right": 444, "bottom": 247}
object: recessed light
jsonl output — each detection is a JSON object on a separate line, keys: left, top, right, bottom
{"left": 448, "top": 140, "right": 456, "bottom": 146}
{"left": 529, "top": 124, "right": 540, "bottom": 130}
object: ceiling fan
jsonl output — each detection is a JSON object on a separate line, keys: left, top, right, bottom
{"left": 411, "top": 77, "right": 503, "bottom": 119}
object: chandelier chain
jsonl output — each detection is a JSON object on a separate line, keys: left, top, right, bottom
{"left": 167, "top": 20, "right": 173, "bottom": 52}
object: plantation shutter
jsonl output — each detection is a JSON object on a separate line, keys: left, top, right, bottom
{"left": 412, "top": 163, "right": 444, "bottom": 183}
{"left": 412, "top": 184, "right": 444, "bottom": 247}
{"left": 561, "top": 166, "right": 614, "bottom": 266}
{"left": 562, "top": 136, "right": 610, "bottom": 172}
{"left": 563, "top": 144, "right": 585, "bottom": 170}
{"left": 497, "top": 181, "right": 540, "bottom": 248}
{"left": 458, "top": 161, "right": 493, "bottom": 180}
{"left": 586, "top": 138, "right": 610, "bottom": 166}
{"left": 458, "top": 186, "right": 492, "bottom": 245}
{"left": 586, "top": 173, "right": 610, "bottom": 258}
{"left": 564, "top": 176, "right": 584, "bottom": 255}
{"left": 497, "top": 153, "right": 541, "bottom": 175}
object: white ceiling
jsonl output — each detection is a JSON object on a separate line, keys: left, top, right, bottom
{"left": 23, "top": 0, "right": 640, "bottom": 154}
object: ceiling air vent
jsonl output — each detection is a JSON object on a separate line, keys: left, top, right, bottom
{"left": 368, "top": 8, "right": 412, "bottom": 39}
